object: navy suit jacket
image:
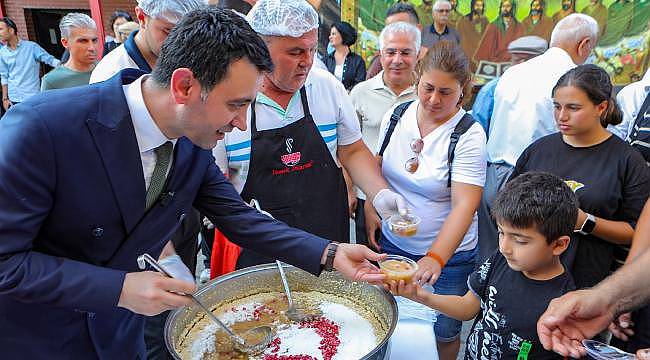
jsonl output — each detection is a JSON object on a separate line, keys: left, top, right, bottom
{"left": 0, "top": 69, "right": 329, "bottom": 359}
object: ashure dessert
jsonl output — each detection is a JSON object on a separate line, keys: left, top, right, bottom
{"left": 388, "top": 214, "right": 420, "bottom": 237}
{"left": 379, "top": 255, "right": 418, "bottom": 283}
{"left": 177, "top": 291, "right": 386, "bottom": 360}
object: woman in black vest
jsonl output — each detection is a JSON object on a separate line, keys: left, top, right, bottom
{"left": 323, "top": 21, "right": 366, "bottom": 91}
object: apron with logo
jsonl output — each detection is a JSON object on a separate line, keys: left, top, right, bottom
{"left": 236, "top": 87, "right": 350, "bottom": 269}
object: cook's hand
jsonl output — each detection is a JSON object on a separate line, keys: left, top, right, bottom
{"left": 537, "top": 289, "right": 615, "bottom": 358}
{"left": 2, "top": 98, "right": 11, "bottom": 111}
{"left": 372, "top": 189, "right": 408, "bottom": 220}
{"left": 609, "top": 313, "right": 635, "bottom": 341}
{"left": 384, "top": 279, "right": 426, "bottom": 302}
{"left": 414, "top": 256, "right": 442, "bottom": 286}
{"left": 364, "top": 200, "right": 382, "bottom": 251}
{"left": 333, "top": 243, "right": 387, "bottom": 283}
{"left": 118, "top": 271, "right": 196, "bottom": 316}
{"left": 159, "top": 254, "right": 196, "bottom": 284}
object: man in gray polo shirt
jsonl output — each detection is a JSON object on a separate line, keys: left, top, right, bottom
{"left": 421, "top": 0, "right": 461, "bottom": 49}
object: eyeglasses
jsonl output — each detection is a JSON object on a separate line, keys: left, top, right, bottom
{"left": 405, "top": 139, "right": 424, "bottom": 173}
{"left": 435, "top": 9, "right": 451, "bottom": 13}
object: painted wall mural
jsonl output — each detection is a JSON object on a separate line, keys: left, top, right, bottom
{"left": 331, "top": 0, "right": 650, "bottom": 85}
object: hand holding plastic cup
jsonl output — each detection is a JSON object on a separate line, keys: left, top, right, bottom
{"left": 388, "top": 213, "right": 421, "bottom": 237}
{"left": 379, "top": 255, "right": 419, "bottom": 283}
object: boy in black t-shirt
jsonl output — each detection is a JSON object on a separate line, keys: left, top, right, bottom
{"left": 387, "top": 172, "right": 578, "bottom": 359}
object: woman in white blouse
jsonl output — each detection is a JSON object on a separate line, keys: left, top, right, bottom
{"left": 365, "top": 41, "right": 486, "bottom": 360}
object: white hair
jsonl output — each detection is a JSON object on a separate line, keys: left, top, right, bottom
{"left": 379, "top": 21, "right": 421, "bottom": 53}
{"left": 59, "top": 13, "right": 96, "bottom": 39}
{"left": 550, "top": 13, "right": 599, "bottom": 48}
{"left": 432, "top": 0, "right": 451, "bottom": 10}
{"left": 137, "top": 0, "right": 206, "bottom": 24}
{"left": 433, "top": 0, "right": 452, "bottom": 10}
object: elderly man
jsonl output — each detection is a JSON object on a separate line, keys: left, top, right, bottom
{"left": 521, "top": 0, "right": 555, "bottom": 41}
{"left": 0, "top": 8, "right": 387, "bottom": 359}
{"left": 366, "top": 2, "right": 422, "bottom": 80}
{"left": 90, "top": 0, "right": 204, "bottom": 82}
{"left": 477, "top": 14, "right": 599, "bottom": 262}
{"left": 421, "top": 0, "right": 461, "bottom": 49}
{"left": 349, "top": 21, "right": 421, "bottom": 246}
{"left": 471, "top": 35, "right": 548, "bottom": 135}
{"left": 41, "top": 13, "right": 98, "bottom": 91}
{"left": 0, "top": 17, "right": 59, "bottom": 110}
{"left": 224, "top": 0, "right": 407, "bottom": 268}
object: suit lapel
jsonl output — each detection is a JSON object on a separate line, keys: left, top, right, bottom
{"left": 86, "top": 70, "right": 147, "bottom": 233}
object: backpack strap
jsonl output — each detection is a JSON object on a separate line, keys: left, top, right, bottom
{"left": 378, "top": 100, "right": 414, "bottom": 157}
{"left": 447, "top": 113, "right": 476, "bottom": 187}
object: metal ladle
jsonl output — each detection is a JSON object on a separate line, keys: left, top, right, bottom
{"left": 246, "top": 199, "right": 322, "bottom": 323}
{"left": 276, "top": 260, "right": 322, "bottom": 322}
{"left": 137, "top": 253, "right": 273, "bottom": 354}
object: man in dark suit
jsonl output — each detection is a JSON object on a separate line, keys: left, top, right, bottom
{"left": 0, "top": 8, "right": 388, "bottom": 359}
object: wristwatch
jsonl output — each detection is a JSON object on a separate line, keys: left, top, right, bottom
{"left": 577, "top": 213, "right": 596, "bottom": 235}
{"left": 323, "top": 242, "right": 339, "bottom": 272}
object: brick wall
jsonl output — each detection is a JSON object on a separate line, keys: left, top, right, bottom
{"left": 2, "top": 0, "right": 139, "bottom": 40}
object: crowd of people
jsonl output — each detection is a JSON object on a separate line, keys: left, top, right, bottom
{"left": 1, "top": 0, "right": 650, "bottom": 359}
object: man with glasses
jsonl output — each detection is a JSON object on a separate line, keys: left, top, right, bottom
{"left": 350, "top": 21, "right": 421, "bottom": 246}
{"left": 421, "top": 0, "right": 461, "bottom": 49}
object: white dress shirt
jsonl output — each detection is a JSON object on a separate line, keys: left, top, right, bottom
{"left": 609, "top": 69, "right": 650, "bottom": 140}
{"left": 487, "top": 47, "right": 576, "bottom": 166}
{"left": 123, "top": 75, "right": 177, "bottom": 189}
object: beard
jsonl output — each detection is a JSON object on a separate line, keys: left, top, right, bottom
{"left": 501, "top": 10, "right": 513, "bottom": 17}
{"left": 530, "top": 9, "right": 543, "bottom": 15}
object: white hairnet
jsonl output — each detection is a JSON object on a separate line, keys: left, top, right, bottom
{"left": 137, "top": 0, "right": 207, "bottom": 24}
{"left": 246, "top": 0, "right": 319, "bottom": 38}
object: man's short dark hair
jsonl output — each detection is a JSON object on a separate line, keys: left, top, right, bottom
{"left": 1, "top": 17, "right": 17, "bottom": 35}
{"left": 386, "top": 3, "right": 420, "bottom": 25}
{"left": 152, "top": 7, "right": 274, "bottom": 99}
{"left": 493, "top": 172, "right": 578, "bottom": 243}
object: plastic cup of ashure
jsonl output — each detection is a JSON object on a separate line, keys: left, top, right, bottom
{"left": 388, "top": 213, "right": 421, "bottom": 237}
{"left": 379, "top": 255, "right": 419, "bottom": 283}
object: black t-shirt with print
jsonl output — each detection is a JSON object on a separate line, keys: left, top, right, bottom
{"left": 465, "top": 251, "right": 575, "bottom": 360}
{"left": 511, "top": 133, "right": 650, "bottom": 288}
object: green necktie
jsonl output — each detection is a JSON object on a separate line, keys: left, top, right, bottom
{"left": 145, "top": 141, "right": 173, "bottom": 211}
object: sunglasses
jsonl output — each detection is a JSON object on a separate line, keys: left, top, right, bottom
{"left": 405, "top": 139, "right": 424, "bottom": 173}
